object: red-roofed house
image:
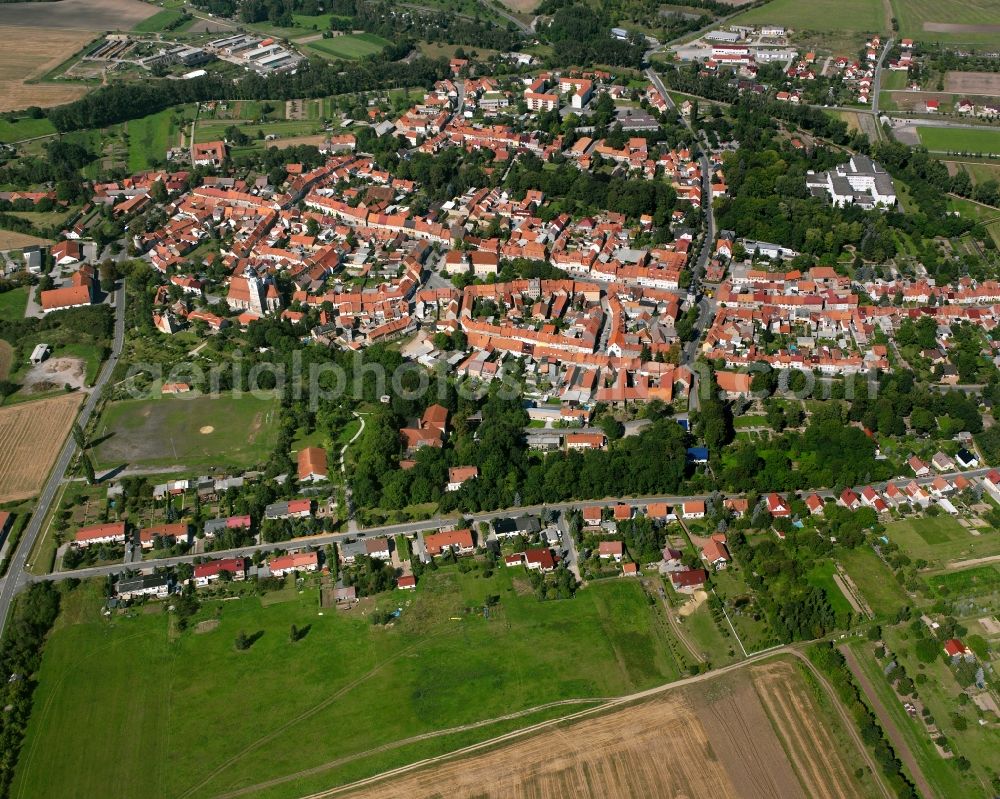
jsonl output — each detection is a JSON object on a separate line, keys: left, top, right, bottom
{"left": 839, "top": 489, "right": 861, "bottom": 510}
{"left": 671, "top": 568, "right": 708, "bottom": 593}
{"left": 75, "top": 522, "right": 126, "bottom": 547}
{"left": 598, "top": 540, "right": 624, "bottom": 562}
{"left": 398, "top": 574, "right": 417, "bottom": 590}
{"left": 701, "top": 536, "right": 729, "bottom": 570}
{"left": 447, "top": 466, "right": 478, "bottom": 491}
{"left": 424, "top": 528, "right": 474, "bottom": 557}
{"left": 766, "top": 493, "right": 790, "bottom": 517}
{"left": 297, "top": 447, "right": 328, "bottom": 483}
{"left": 943, "top": 638, "right": 971, "bottom": 659}
{"left": 192, "top": 557, "right": 247, "bottom": 586}
{"left": 525, "top": 547, "right": 557, "bottom": 572}
{"left": 805, "top": 493, "right": 824, "bottom": 515}
{"left": 269, "top": 551, "right": 319, "bottom": 576}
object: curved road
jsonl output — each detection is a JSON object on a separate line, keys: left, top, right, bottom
{"left": 0, "top": 285, "right": 126, "bottom": 636}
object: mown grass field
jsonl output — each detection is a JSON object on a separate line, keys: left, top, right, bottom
{"left": 890, "top": 0, "right": 1000, "bottom": 45}
{"left": 730, "top": 0, "right": 883, "bottom": 52}
{"left": 131, "top": 8, "right": 189, "bottom": 32}
{"left": 806, "top": 559, "right": 853, "bottom": 616}
{"left": 0, "top": 287, "right": 28, "bottom": 322}
{"left": 93, "top": 393, "right": 280, "bottom": 470}
{"left": 918, "top": 126, "right": 1000, "bottom": 155}
{"left": 884, "top": 515, "right": 1000, "bottom": 569}
{"left": 0, "top": 116, "right": 56, "bottom": 144}
{"left": 838, "top": 547, "right": 909, "bottom": 617}
{"left": 12, "top": 569, "right": 684, "bottom": 799}
{"left": 307, "top": 33, "right": 391, "bottom": 60}
{"left": 126, "top": 108, "right": 180, "bottom": 172}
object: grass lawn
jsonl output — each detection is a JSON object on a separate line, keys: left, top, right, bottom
{"left": 884, "top": 515, "right": 1000, "bottom": 569}
{"left": 13, "top": 568, "right": 683, "bottom": 799}
{"left": 838, "top": 547, "right": 909, "bottom": 617}
{"left": 126, "top": 108, "right": 178, "bottom": 172}
{"left": 0, "top": 116, "right": 56, "bottom": 144}
{"left": 806, "top": 559, "right": 853, "bottom": 617}
{"left": 917, "top": 126, "right": 1000, "bottom": 155}
{"left": 131, "top": 8, "right": 189, "bottom": 32}
{"left": 680, "top": 598, "right": 739, "bottom": 666}
{"left": 0, "top": 287, "right": 29, "bottom": 322}
{"left": 711, "top": 568, "right": 779, "bottom": 652}
{"left": 93, "top": 393, "right": 280, "bottom": 471}
{"left": 946, "top": 196, "right": 1000, "bottom": 247}
{"left": 307, "top": 33, "right": 391, "bottom": 60}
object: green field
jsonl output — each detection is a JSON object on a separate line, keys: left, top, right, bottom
{"left": 0, "top": 116, "right": 56, "bottom": 144}
{"left": 93, "top": 393, "right": 281, "bottom": 470}
{"left": 883, "top": 515, "right": 1000, "bottom": 569}
{"left": 918, "top": 126, "right": 1000, "bottom": 155}
{"left": 307, "top": 33, "right": 391, "bottom": 60}
{"left": 730, "top": 0, "right": 884, "bottom": 52}
{"left": 925, "top": 563, "right": 1000, "bottom": 596}
{"left": 806, "top": 559, "right": 853, "bottom": 616}
{"left": 947, "top": 195, "right": 1000, "bottom": 246}
{"left": 131, "top": 8, "right": 189, "bottom": 32}
{"left": 12, "top": 569, "right": 683, "bottom": 799}
{"left": 0, "top": 287, "right": 29, "bottom": 322}
{"left": 849, "top": 636, "right": 995, "bottom": 799}
{"left": 838, "top": 547, "right": 909, "bottom": 617}
{"left": 890, "top": 0, "right": 1000, "bottom": 45}
{"left": 126, "top": 108, "right": 181, "bottom": 172}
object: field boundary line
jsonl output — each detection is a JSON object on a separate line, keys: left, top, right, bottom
{"left": 293, "top": 646, "right": 893, "bottom": 799}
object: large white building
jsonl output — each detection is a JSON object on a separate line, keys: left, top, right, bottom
{"left": 806, "top": 155, "right": 897, "bottom": 210}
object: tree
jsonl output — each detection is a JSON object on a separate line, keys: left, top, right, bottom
{"left": 235, "top": 631, "right": 251, "bottom": 650}
{"left": 80, "top": 454, "right": 96, "bottom": 485}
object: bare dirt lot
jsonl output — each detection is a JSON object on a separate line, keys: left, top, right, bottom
{"left": 332, "top": 662, "right": 865, "bottom": 799}
{"left": 21, "top": 357, "right": 87, "bottom": 394}
{"left": 0, "top": 0, "right": 156, "bottom": 30}
{"left": 945, "top": 71, "right": 1000, "bottom": 97}
{"left": 0, "top": 27, "right": 95, "bottom": 111}
{"left": 925, "top": 22, "right": 1000, "bottom": 34}
{"left": 0, "top": 392, "right": 81, "bottom": 502}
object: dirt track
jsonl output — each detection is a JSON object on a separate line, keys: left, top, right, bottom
{"left": 839, "top": 646, "right": 937, "bottom": 799}
{"left": 301, "top": 654, "right": 876, "bottom": 799}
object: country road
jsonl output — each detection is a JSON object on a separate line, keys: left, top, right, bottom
{"left": 0, "top": 284, "right": 126, "bottom": 638}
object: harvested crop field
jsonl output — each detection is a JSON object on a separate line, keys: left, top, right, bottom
{"left": 0, "top": 0, "right": 156, "bottom": 30}
{"left": 945, "top": 71, "right": 1000, "bottom": 97}
{"left": 0, "top": 341, "right": 12, "bottom": 380}
{"left": 0, "top": 27, "right": 95, "bottom": 112}
{"left": 925, "top": 22, "right": 1000, "bottom": 34}
{"left": 0, "top": 393, "right": 81, "bottom": 502}
{"left": 332, "top": 660, "right": 867, "bottom": 799}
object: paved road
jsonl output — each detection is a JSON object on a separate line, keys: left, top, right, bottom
{"left": 870, "top": 38, "right": 894, "bottom": 120}
{"left": 0, "top": 284, "right": 126, "bottom": 636}
{"left": 28, "top": 464, "right": 995, "bottom": 586}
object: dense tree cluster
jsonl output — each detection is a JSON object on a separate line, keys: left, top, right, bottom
{"left": 540, "top": 4, "right": 648, "bottom": 68}
{"left": 46, "top": 52, "right": 446, "bottom": 132}
{"left": 0, "top": 583, "right": 62, "bottom": 798}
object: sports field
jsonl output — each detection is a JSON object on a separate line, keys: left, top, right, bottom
{"left": 918, "top": 126, "right": 1000, "bottom": 155}
{"left": 883, "top": 515, "right": 1000, "bottom": 569}
{"left": 307, "top": 33, "right": 391, "bottom": 60}
{"left": 92, "top": 393, "right": 280, "bottom": 470}
{"left": 12, "top": 569, "right": 686, "bottom": 799}
{"left": 890, "top": 0, "right": 1000, "bottom": 45}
